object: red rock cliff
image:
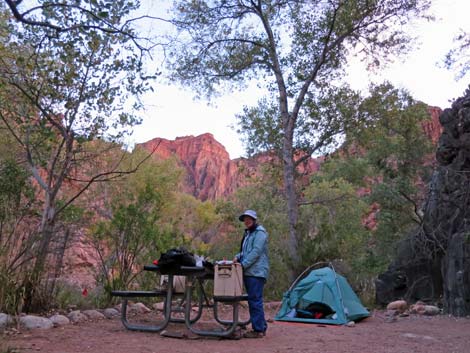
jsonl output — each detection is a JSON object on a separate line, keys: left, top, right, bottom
{"left": 140, "top": 133, "right": 236, "bottom": 200}
{"left": 139, "top": 133, "right": 321, "bottom": 200}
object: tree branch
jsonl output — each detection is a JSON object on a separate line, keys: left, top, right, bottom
{"left": 55, "top": 141, "right": 162, "bottom": 217}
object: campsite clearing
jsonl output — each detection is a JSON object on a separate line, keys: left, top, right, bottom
{"left": 3, "top": 306, "right": 470, "bottom": 353}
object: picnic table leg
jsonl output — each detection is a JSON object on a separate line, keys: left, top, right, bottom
{"left": 184, "top": 279, "right": 241, "bottom": 338}
{"left": 119, "top": 277, "right": 174, "bottom": 332}
{"left": 166, "top": 276, "right": 205, "bottom": 324}
{"left": 213, "top": 300, "right": 251, "bottom": 327}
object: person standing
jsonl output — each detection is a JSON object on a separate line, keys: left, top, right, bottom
{"left": 234, "top": 209, "right": 269, "bottom": 338}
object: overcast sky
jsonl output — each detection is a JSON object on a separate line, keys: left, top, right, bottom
{"left": 129, "top": 0, "right": 470, "bottom": 159}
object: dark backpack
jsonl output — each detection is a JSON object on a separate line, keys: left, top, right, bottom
{"left": 157, "top": 247, "right": 196, "bottom": 271}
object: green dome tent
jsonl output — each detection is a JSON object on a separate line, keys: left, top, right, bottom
{"left": 275, "top": 264, "right": 370, "bottom": 325}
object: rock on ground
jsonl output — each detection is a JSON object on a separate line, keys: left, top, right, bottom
{"left": 129, "top": 303, "right": 151, "bottom": 314}
{"left": 67, "top": 310, "right": 88, "bottom": 324}
{"left": 386, "top": 300, "right": 408, "bottom": 313}
{"left": 83, "top": 310, "right": 105, "bottom": 320}
{"left": 0, "top": 313, "right": 14, "bottom": 330}
{"left": 49, "top": 314, "right": 71, "bottom": 327}
{"left": 20, "top": 315, "right": 54, "bottom": 330}
{"left": 153, "top": 302, "right": 165, "bottom": 311}
{"left": 103, "top": 308, "right": 120, "bottom": 319}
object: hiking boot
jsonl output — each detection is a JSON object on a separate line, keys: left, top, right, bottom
{"left": 243, "top": 330, "right": 264, "bottom": 338}
{"left": 224, "top": 328, "right": 242, "bottom": 340}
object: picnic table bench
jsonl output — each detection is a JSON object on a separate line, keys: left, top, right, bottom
{"left": 111, "top": 264, "right": 249, "bottom": 337}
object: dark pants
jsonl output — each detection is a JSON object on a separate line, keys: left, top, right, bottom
{"left": 244, "top": 276, "right": 267, "bottom": 333}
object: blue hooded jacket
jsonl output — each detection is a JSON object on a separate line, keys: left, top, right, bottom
{"left": 235, "top": 224, "right": 269, "bottom": 279}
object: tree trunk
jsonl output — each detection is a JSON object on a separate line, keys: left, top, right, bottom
{"left": 282, "top": 112, "right": 300, "bottom": 281}
{"left": 23, "top": 195, "right": 56, "bottom": 312}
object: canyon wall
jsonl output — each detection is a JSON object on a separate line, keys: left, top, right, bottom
{"left": 139, "top": 133, "right": 321, "bottom": 201}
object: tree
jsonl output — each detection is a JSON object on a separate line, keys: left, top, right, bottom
{"left": 164, "top": 192, "right": 222, "bottom": 243}
{"left": 347, "top": 83, "right": 434, "bottom": 228}
{"left": 444, "top": 30, "right": 470, "bottom": 80}
{"left": 90, "top": 148, "right": 185, "bottom": 293}
{"left": 0, "top": 1, "right": 154, "bottom": 311}
{"left": 166, "top": 0, "right": 431, "bottom": 275}
{"left": 316, "top": 83, "right": 434, "bottom": 267}
{"left": 295, "top": 83, "right": 435, "bottom": 301}
{"left": 298, "top": 176, "right": 372, "bottom": 297}
{"left": 0, "top": 156, "right": 38, "bottom": 313}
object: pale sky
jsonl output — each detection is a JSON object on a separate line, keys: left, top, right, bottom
{"left": 130, "top": 0, "right": 470, "bottom": 159}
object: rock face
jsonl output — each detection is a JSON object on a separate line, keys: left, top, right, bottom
{"left": 422, "top": 106, "right": 443, "bottom": 144}
{"left": 139, "top": 133, "right": 321, "bottom": 201}
{"left": 140, "top": 133, "right": 232, "bottom": 200}
{"left": 376, "top": 90, "right": 470, "bottom": 316}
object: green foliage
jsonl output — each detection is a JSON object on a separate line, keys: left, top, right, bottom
{"left": 350, "top": 83, "right": 434, "bottom": 173}
{"left": 0, "top": 0, "right": 155, "bottom": 312}
{"left": 0, "top": 1, "right": 151, "bottom": 142}
{"left": 318, "top": 156, "right": 373, "bottom": 188}
{"left": 298, "top": 175, "right": 380, "bottom": 303}
{"left": 352, "top": 83, "right": 434, "bottom": 254}
{"left": 163, "top": 192, "right": 222, "bottom": 246}
{"left": 0, "top": 155, "right": 37, "bottom": 314}
{"left": 236, "top": 98, "right": 283, "bottom": 156}
{"left": 298, "top": 83, "right": 436, "bottom": 299}
{"left": 168, "top": 0, "right": 431, "bottom": 98}
{"left": 53, "top": 282, "right": 109, "bottom": 311}
{"left": 299, "top": 178, "right": 369, "bottom": 265}
{"left": 48, "top": 144, "right": 223, "bottom": 304}
{"left": 0, "top": 159, "right": 33, "bottom": 223}
{"left": 238, "top": 85, "right": 365, "bottom": 157}
{"left": 53, "top": 282, "right": 91, "bottom": 311}
{"left": 88, "top": 149, "right": 195, "bottom": 298}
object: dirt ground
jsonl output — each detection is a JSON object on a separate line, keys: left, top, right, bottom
{"left": 3, "top": 304, "right": 470, "bottom": 353}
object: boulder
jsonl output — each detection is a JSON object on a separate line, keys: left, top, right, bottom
{"left": 49, "top": 314, "right": 70, "bottom": 327}
{"left": 0, "top": 313, "right": 14, "bottom": 330}
{"left": 386, "top": 300, "right": 408, "bottom": 313}
{"left": 67, "top": 310, "right": 88, "bottom": 323}
{"left": 129, "top": 303, "right": 151, "bottom": 314}
{"left": 103, "top": 308, "right": 120, "bottom": 319}
{"left": 20, "top": 315, "right": 53, "bottom": 330}
{"left": 423, "top": 305, "right": 440, "bottom": 316}
{"left": 82, "top": 309, "right": 105, "bottom": 320}
{"left": 410, "top": 302, "right": 426, "bottom": 315}
{"left": 153, "top": 302, "right": 165, "bottom": 311}
{"left": 375, "top": 236, "right": 443, "bottom": 306}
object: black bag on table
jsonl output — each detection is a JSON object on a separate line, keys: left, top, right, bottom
{"left": 157, "top": 247, "right": 196, "bottom": 271}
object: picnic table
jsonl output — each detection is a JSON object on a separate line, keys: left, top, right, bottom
{"left": 111, "top": 264, "right": 249, "bottom": 338}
